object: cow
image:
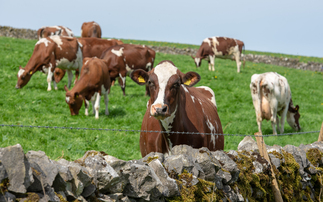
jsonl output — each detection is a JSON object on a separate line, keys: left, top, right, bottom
{"left": 16, "top": 36, "right": 122, "bottom": 91}
{"left": 130, "top": 60, "right": 224, "bottom": 157}
{"left": 191, "top": 37, "right": 245, "bottom": 72}
{"left": 100, "top": 44, "right": 155, "bottom": 96}
{"left": 16, "top": 36, "right": 82, "bottom": 91}
{"left": 81, "top": 21, "right": 102, "bottom": 38}
{"left": 64, "top": 57, "right": 111, "bottom": 119}
{"left": 250, "top": 72, "right": 301, "bottom": 135}
{"left": 37, "top": 26, "right": 74, "bottom": 39}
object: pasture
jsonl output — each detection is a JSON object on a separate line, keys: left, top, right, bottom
{"left": 0, "top": 36, "right": 322, "bottom": 161}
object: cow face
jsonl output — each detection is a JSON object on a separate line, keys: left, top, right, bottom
{"left": 54, "top": 68, "right": 66, "bottom": 83}
{"left": 16, "top": 66, "right": 33, "bottom": 89}
{"left": 131, "top": 60, "right": 200, "bottom": 120}
{"left": 64, "top": 85, "right": 83, "bottom": 115}
{"left": 287, "top": 104, "right": 301, "bottom": 131}
{"left": 191, "top": 56, "right": 202, "bottom": 68}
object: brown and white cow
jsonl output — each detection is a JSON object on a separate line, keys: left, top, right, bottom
{"left": 37, "top": 26, "right": 74, "bottom": 40}
{"left": 130, "top": 60, "right": 224, "bottom": 156}
{"left": 64, "top": 57, "right": 111, "bottom": 119}
{"left": 81, "top": 21, "right": 102, "bottom": 38}
{"left": 52, "top": 37, "right": 122, "bottom": 84}
{"left": 250, "top": 72, "right": 301, "bottom": 135}
{"left": 16, "top": 36, "right": 82, "bottom": 91}
{"left": 101, "top": 44, "right": 155, "bottom": 96}
{"left": 192, "top": 37, "right": 245, "bottom": 72}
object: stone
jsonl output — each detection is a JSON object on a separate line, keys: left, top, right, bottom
{"left": 237, "top": 136, "right": 258, "bottom": 152}
{"left": 0, "top": 144, "right": 34, "bottom": 193}
{"left": 212, "top": 150, "right": 240, "bottom": 184}
{"left": 148, "top": 159, "right": 179, "bottom": 197}
{"left": 26, "top": 150, "right": 59, "bottom": 192}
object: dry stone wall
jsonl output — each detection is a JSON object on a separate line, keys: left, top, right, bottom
{"left": 1, "top": 139, "right": 323, "bottom": 202}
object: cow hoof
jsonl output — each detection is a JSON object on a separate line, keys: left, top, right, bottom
{"left": 55, "top": 87, "right": 58, "bottom": 90}
{"left": 95, "top": 116, "right": 99, "bottom": 119}
{"left": 47, "top": 88, "right": 51, "bottom": 91}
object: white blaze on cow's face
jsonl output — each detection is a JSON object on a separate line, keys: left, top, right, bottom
{"left": 194, "top": 58, "right": 201, "bottom": 67}
{"left": 150, "top": 62, "right": 179, "bottom": 120}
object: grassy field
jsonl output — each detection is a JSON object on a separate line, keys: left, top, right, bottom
{"left": 0, "top": 36, "right": 322, "bottom": 161}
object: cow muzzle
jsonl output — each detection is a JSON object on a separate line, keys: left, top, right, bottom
{"left": 15, "top": 84, "right": 21, "bottom": 89}
{"left": 150, "top": 103, "right": 169, "bottom": 119}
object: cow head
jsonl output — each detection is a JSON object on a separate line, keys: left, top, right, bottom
{"left": 191, "top": 56, "right": 202, "bottom": 68}
{"left": 64, "top": 85, "right": 83, "bottom": 115}
{"left": 131, "top": 60, "right": 200, "bottom": 120}
{"left": 54, "top": 68, "right": 66, "bottom": 83}
{"left": 287, "top": 102, "right": 301, "bottom": 131}
{"left": 16, "top": 66, "right": 33, "bottom": 89}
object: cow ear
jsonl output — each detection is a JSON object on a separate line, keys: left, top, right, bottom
{"left": 130, "top": 69, "right": 149, "bottom": 86}
{"left": 182, "top": 71, "right": 201, "bottom": 87}
{"left": 19, "top": 65, "right": 23, "bottom": 69}
{"left": 191, "top": 55, "right": 195, "bottom": 60}
{"left": 295, "top": 105, "right": 300, "bottom": 112}
{"left": 64, "top": 85, "right": 69, "bottom": 92}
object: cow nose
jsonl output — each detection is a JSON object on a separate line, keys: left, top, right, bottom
{"left": 15, "top": 85, "right": 20, "bottom": 89}
{"left": 157, "top": 105, "right": 168, "bottom": 114}
{"left": 151, "top": 104, "right": 169, "bottom": 118}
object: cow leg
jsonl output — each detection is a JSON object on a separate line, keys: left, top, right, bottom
{"left": 279, "top": 106, "right": 289, "bottom": 134}
{"left": 46, "top": 66, "right": 54, "bottom": 91}
{"left": 270, "top": 101, "right": 278, "bottom": 135}
{"left": 67, "top": 70, "right": 73, "bottom": 89}
{"left": 234, "top": 53, "right": 241, "bottom": 73}
{"left": 118, "top": 73, "right": 126, "bottom": 96}
{"left": 53, "top": 81, "right": 58, "bottom": 90}
{"left": 94, "top": 93, "right": 101, "bottom": 119}
{"left": 84, "top": 99, "right": 89, "bottom": 116}
{"left": 209, "top": 55, "right": 215, "bottom": 71}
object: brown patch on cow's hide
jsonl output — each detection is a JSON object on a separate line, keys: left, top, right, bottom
{"left": 215, "top": 37, "right": 237, "bottom": 56}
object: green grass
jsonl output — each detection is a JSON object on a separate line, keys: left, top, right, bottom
{"left": 0, "top": 36, "right": 322, "bottom": 161}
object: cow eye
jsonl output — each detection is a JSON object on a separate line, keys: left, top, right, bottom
{"left": 148, "top": 80, "right": 154, "bottom": 86}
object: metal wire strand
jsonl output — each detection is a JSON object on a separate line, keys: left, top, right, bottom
{"left": 0, "top": 124, "right": 319, "bottom": 137}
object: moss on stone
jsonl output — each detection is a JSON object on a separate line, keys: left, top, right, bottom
{"left": 307, "top": 148, "right": 323, "bottom": 167}
{"left": 144, "top": 156, "right": 159, "bottom": 164}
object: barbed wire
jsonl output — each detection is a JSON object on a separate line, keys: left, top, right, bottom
{"left": 0, "top": 124, "right": 320, "bottom": 137}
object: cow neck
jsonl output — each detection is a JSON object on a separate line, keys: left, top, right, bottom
{"left": 24, "top": 48, "right": 52, "bottom": 74}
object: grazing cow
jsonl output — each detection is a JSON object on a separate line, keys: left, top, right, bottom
{"left": 16, "top": 36, "right": 83, "bottom": 91}
{"left": 130, "top": 60, "right": 224, "bottom": 156}
{"left": 101, "top": 44, "right": 155, "bottom": 96}
{"left": 192, "top": 37, "right": 245, "bottom": 72}
{"left": 37, "top": 26, "right": 74, "bottom": 39}
{"left": 250, "top": 72, "right": 301, "bottom": 135}
{"left": 64, "top": 57, "right": 111, "bottom": 119}
{"left": 81, "top": 21, "right": 102, "bottom": 38}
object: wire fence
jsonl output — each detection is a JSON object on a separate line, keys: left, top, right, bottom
{"left": 0, "top": 124, "right": 320, "bottom": 138}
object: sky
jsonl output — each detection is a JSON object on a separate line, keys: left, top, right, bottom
{"left": 1, "top": 0, "right": 322, "bottom": 57}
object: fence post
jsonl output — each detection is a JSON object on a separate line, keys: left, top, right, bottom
{"left": 317, "top": 122, "right": 323, "bottom": 142}
{"left": 254, "top": 132, "right": 283, "bottom": 202}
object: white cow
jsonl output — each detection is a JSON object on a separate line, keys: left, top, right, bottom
{"left": 250, "top": 72, "right": 301, "bottom": 135}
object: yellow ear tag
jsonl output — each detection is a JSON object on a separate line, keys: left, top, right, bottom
{"left": 30, "top": 71, "right": 33, "bottom": 75}
{"left": 75, "top": 95, "right": 78, "bottom": 98}
{"left": 138, "top": 75, "right": 145, "bottom": 83}
{"left": 184, "top": 79, "right": 191, "bottom": 85}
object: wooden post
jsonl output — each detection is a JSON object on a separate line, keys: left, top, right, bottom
{"left": 254, "top": 132, "right": 283, "bottom": 202}
{"left": 317, "top": 122, "right": 323, "bottom": 142}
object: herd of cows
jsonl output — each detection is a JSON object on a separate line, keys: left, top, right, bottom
{"left": 14, "top": 21, "right": 301, "bottom": 156}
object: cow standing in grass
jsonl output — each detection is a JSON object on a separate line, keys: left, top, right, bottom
{"left": 192, "top": 36, "right": 245, "bottom": 72}
{"left": 64, "top": 57, "right": 111, "bottom": 119}
{"left": 81, "top": 21, "right": 102, "bottom": 38}
{"left": 101, "top": 44, "right": 155, "bottom": 96}
{"left": 16, "top": 36, "right": 82, "bottom": 91}
{"left": 250, "top": 72, "right": 301, "bottom": 135}
{"left": 131, "top": 60, "right": 224, "bottom": 156}
{"left": 16, "top": 36, "right": 121, "bottom": 90}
